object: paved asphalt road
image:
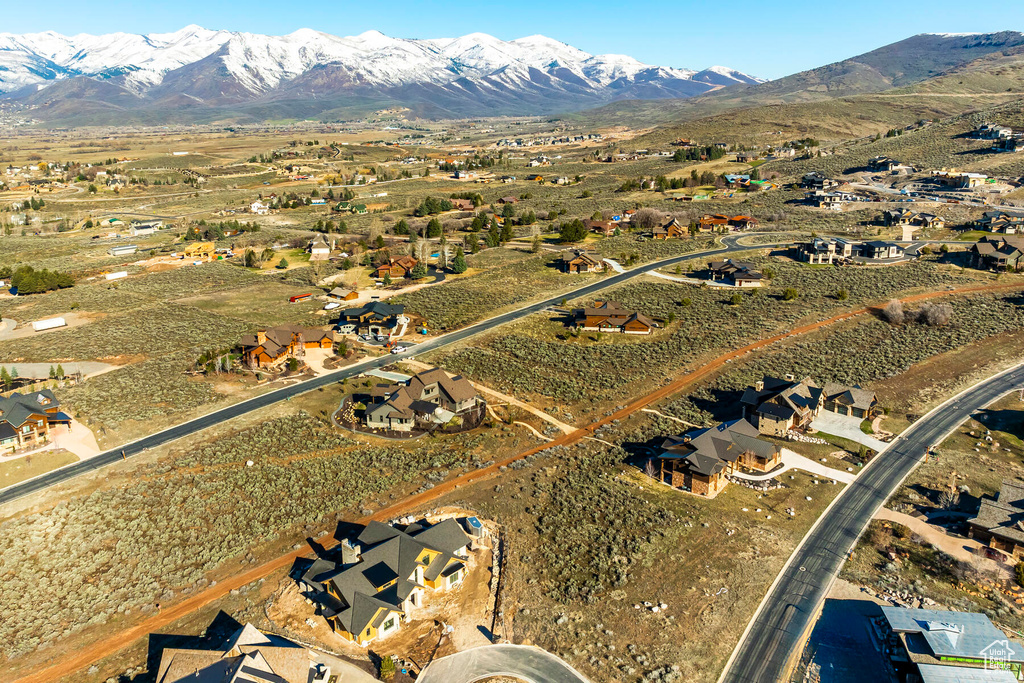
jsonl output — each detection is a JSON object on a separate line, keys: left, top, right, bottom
{"left": 417, "top": 644, "right": 589, "bottom": 683}
{"left": 0, "top": 237, "right": 759, "bottom": 506}
{"left": 720, "top": 362, "right": 1024, "bottom": 683}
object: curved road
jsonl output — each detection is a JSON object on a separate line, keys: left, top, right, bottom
{"left": 417, "top": 644, "right": 589, "bottom": 683}
{"left": 720, "top": 361, "right": 1024, "bottom": 683}
{"left": 0, "top": 236, "right": 762, "bottom": 507}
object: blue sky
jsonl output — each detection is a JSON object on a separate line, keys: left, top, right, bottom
{"left": 5, "top": 0, "right": 1024, "bottom": 79}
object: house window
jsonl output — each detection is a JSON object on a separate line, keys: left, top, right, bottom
{"left": 383, "top": 617, "right": 395, "bottom": 631}
{"left": 22, "top": 425, "right": 31, "bottom": 434}
{"left": 448, "top": 572, "right": 460, "bottom": 585}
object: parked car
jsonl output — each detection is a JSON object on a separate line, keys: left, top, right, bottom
{"left": 390, "top": 345, "right": 407, "bottom": 354}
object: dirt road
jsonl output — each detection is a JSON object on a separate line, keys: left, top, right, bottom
{"left": 12, "top": 280, "right": 1024, "bottom": 683}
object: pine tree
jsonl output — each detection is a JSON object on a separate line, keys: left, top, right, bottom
{"left": 383, "top": 271, "right": 392, "bottom": 286}
{"left": 49, "top": 365, "right": 56, "bottom": 379}
{"left": 451, "top": 246, "right": 467, "bottom": 274}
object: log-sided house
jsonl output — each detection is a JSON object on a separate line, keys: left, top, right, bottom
{"left": 571, "top": 300, "right": 654, "bottom": 334}
{"left": 656, "top": 419, "right": 781, "bottom": 497}
{"left": 650, "top": 217, "right": 687, "bottom": 239}
{"left": 968, "top": 480, "right": 1024, "bottom": 561}
{"left": 559, "top": 249, "right": 603, "bottom": 274}
{"left": 0, "top": 390, "right": 71, "bottom": 454}
{"left": 300, "top": 519, "right": 472, "bottom": 646}
{"left": 364, "top": 368, "right": 482, "bottom": 432}
{"left": 239, "top": 325, "right": 334, "bottom": 369}
{"left": 374, "top": 255, "right": 418, "bottom": 279}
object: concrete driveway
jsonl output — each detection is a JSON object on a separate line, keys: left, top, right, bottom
{"left": 811, "top": 411, "right": 888, "bottom": 452}
{"left": 418, "top": 644, "right": 590, "bottom": 683}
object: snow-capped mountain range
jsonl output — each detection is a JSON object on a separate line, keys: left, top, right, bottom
{"left": 0, "top": 26, "right": 762, "bottom": 122}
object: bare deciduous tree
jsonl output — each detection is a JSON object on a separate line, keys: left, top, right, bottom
{"left": 632, "top": 208, "right": 663, "bottom": 232}
{"left": 882, "top": 299, "right": 905, "bottom": 325}
{"left": 918, "top": 302, "right": 952, "bottom": 327}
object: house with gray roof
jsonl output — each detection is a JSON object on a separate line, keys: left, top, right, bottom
{"left": 967, "top": 480, "right": 1024, "bottom": 562}
{"left": 154, "top": 621, "right": 316, "bottom": 683}
{"left": 0, "top": 389, "right": 70, "bottom": 454}
{"left": 337, "top": 301, "right": 405, "bottom": 336}
{"left": 740, "top": 376, "right": 877, "bottom": 436}
{"left": 877, "top": 605, "right": 1024, "bottom": 682}
{"left": 300, "top": 518, "right": 473, "bottom": 646}
{"left": 655, "top": 418, "right": 781, "bottom": 497}
{"left": 364, "top": 368, "right": 482, "bottom": 433}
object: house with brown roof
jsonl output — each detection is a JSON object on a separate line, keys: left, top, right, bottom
{"left": 365, "top": 368, "right": 482, "bottom": 432}
{"left": 300, "top": 518, "right": 473, "bottom": 646}
{"left": 155, "top": 622, "right": 316, "bottom": 683}
{"left": 328, "top": 287, "right": 359, "bottom": 302}
{"left": 650, "top": 217, "right": 687, "bottom": 239}
{"left": 240, "top": 325, "right": 334, "bottom": 369}
{"left": 559, "top": 249, "right": 603, "bottom": 274}
{"left": 585, "top": 219, "right": 616, "bottom": 236}
{"left": 656, "top": 419, "right": 782, "bottom": 497}
{"left": 571, "top": 300, "right": 654, "bottom": 334}
{"left": 968, "top": 480, "right": 1024, "bottom": 561}
{"left": 374, "top": 255, "right": 419, "bottom": 279}
{"left": 450, "top": 198, "right": 475, "bottom": 211}
{"left": 707, "top": 259, "right": 764, "bottom": 287}
{"left": 0, "top": 389, "right": 71, "bottom": 454}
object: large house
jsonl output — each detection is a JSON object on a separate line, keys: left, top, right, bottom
{"left": 697, "top": 214, "right": 759, "bottom": 231}
{"left": 932, "top": 169, "right": 988, "bottom": 189}
{"left": 650, "top": 217, "right": 687, "bottom": 239}
{"left": 300, "top": 519, "right": 473, "bottom": 646}
{"left": 308, "top": 234, "right": 332, "bottom": 260}
{"left": 707, "top": 259, "right": 763, "bottom": 287}
{"left": 571, "top": 300, "right": 655, "bottom": 334}
{"left": 740, "top": 376, "right": 877, "bottom": 436}
{"left": 968, "top": 480, "right": 1024, "bottom": 561}
{"left": 883, "top": 209, "right": 945, "bottom": 230}
{"left": 801, "top": 172, "right": 839, "bottom": 191}
{"left": 655, "top": 419, "right": 782, "bottom": 497}
{"left": 977, "top": 211, "right": 1024, "bottom": 234}
{"left": 877, "top": 606, "right": 1024, "bottom": 683}
{"left": 559, "top": 249, "right": 603, "bottom": 274}
{"left": 970, "top": 235, "right": 1024, "bottom": 271}
{"left": 364, "top": 368, "right": 482, "bottom": 432}
{"left": 337, "top": 301, "right": 405, "bottom": 336}
{"left": 0, "top": 390, "right": 71, "bottom": 454}
{"left": 240, "top": 325, "right": 334, "bottom": 369}
{"left": 793, "top": 237, "right": 858, "bottom": 264}
{"left": 374, "top": 256, "right": 418, "bottom": 279}
{"left": 154, "top": 622, "right": 317, "bottom": 683}
{"left": 183, "top": 241, "right": 215, "bottom": 261}
{"left": 860, "top": 241, "right": 905, "bottom": 260}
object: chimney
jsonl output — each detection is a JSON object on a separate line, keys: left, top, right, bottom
{"left": 754, "top": 380, "right": 764, "bottom": 392}
{"left": 341, "top": 539, "right": 361, "bottom": 565}
{"left": 785, "top": 373, "right": 795, "bottom": 382}
{"left": 256, "top": 330, "right": 267, "bottom": 345}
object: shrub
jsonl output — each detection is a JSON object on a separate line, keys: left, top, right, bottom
{"left": 882, "top": 299, "right": 905, "bottom": 325}
{"left": 782, "top": 288, "right": 799, "bottom": 301}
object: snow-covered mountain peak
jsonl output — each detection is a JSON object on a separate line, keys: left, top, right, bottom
{"left": 0, "top": 26, "right": 763, "bottom": 120}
